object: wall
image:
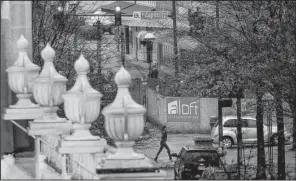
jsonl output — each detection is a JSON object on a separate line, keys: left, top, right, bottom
{"left": 1, "top": 1, "right": 34, "bottom": 153}
{"left": 146, "top": 88, "right": 218, "bottom": 134}
{"left": 146, "top": 88, "right": 166, "bottom": 125}
{"left": 146, "top": 86, "right": 260, "bottom": 134}
{"left": 1, "top": 1, "right": 14, "bottom": 153}
{"left": 199, "top": 98, "right": 218, "bottom": 132}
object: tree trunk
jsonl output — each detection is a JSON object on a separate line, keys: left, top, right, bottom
{"left": 172, "top": 0, "right": 178, "bottom": 77}
{"left": 289, "top": 101, "right": 296, "bottom": 150}
{"left": 255, "top": 90, "right": 267, "bottom": 179}
{"left": 275, "top": 88, "right": 285, "bottom": 180}
{"left": 236, "top": 91, "right": 243, "bottom": 179}
{"left": 293, "top": 111, "right": 296, "bottom": 150}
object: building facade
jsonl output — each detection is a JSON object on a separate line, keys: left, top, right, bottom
{"left": 101, "top": 1, "right": 192, "bottom": 77}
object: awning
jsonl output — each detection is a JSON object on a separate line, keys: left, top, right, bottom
{"left": 136, "top": 31, "right": 148, "bottom": 41}
{"left": 100, "top": 2, "right": 190, "bottom": 30}
{"left": 121, "top": 17, "right": 190, "bottom": 30}
{"left": 100, "top": 1, "right": 156, "bottom": 15}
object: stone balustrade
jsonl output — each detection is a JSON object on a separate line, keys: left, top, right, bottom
{"left": 3, "top": 35, "right": 166, "bottom": 180}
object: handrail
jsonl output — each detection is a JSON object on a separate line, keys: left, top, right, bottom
{"left": 9, "top": 119, "right": 97, "bottom": 179}
{"left": 10, "top": 120, "right": 56, "bottom": 150}
{"left": 67, "top": 156, "right": 97, "bottom": 177}
{"left": 10, "top": 120, "right": 36, "bottom": 139}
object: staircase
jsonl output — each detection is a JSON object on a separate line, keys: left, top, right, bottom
{"left": 2, "top": 156, "right": 61, "bottom": 179}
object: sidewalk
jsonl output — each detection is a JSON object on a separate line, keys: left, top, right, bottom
{"left": 133, "top": 122, "right": 209, "bottom": 168}
{"left": 125, "top": 54, "right": 175, "bottom": 79}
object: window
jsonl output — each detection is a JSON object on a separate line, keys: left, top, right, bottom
{"left": 223, "top": 119, "right": 237, "bottom": 127}
{"left": 241, "top": 119, "right": 249, "bottom": 127}
{"left": 246, "top": 119, "right": 256, "bottom": 128}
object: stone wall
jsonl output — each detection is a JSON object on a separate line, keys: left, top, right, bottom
{"left": 146, "top": 87, "right": 218, "bottom": 134}
{"left": 146, "top": 86, "right": 262, "bottom": 134}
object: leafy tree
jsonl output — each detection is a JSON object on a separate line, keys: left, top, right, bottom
{"left": 177, "top": 1, "right": 296, "bottom": 179}
{"left": 32, "top": 1, "right": 119, "bottom": 145}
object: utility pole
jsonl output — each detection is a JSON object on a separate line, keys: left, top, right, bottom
{"left": 120, "top": 26, "right": 125, "bottom": 67}
{"left": 96, "top": 20, "right": 102, "bottom": 90}
{"left": 115, "top": 6, "right": 125, "bottom": 67}
{"left": 236, "top": 88, "right": 243, "bottom": 180}
{"left": 172, "top": 0, "right": 178, "bottom": 77}
{"left": 215, "top": 0, "right": 219, "bottom": 30}
{"left": 216, "top": 0, "right": 223, "bottom": 149}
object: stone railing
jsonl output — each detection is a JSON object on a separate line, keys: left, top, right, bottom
{"left": 3, "top": 35, "right": 166, "bottom": 179}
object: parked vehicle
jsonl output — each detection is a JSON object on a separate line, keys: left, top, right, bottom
{"left": 171, "top": 146, "right": 229, "bottom": 180}
{"left": 210, "top": 116, "right": 292, "bottom": 148}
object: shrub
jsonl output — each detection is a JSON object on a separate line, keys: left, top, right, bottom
{"left": 78, "top": 25, "right": 103, "bottom": 40}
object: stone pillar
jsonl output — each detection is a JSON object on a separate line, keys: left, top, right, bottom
{"left": 1, "top": 1, "right": 34, "bottom": 154}
{"left": 1, "top": 1, "right": 14, "bottom": 154}
{"left": 9, "top": 1, "right": 33, "bottom": 64}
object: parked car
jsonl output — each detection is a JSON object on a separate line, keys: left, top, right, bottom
{"left": 211, "top": 116, "right": 292, "bottom": 148}
{"left": 171, "top": 146, "right": 229, "bottom": 180}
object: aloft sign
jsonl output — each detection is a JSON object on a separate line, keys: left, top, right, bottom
{"left": 166, "top": 97, "right": 200, "bottom": 122}
{"left": 133, "top": 11, "right": 168, "bottom": 20}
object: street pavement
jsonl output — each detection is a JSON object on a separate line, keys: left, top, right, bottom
{"left": 134, "top": 130, "right": 296, "bottom": 179}
{"left": 13, "top": 130, "right": 296, "bottom": 179}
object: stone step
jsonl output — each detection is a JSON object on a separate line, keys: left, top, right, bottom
{"left": 14, "top": 157, "right": 62, "bottom": 179}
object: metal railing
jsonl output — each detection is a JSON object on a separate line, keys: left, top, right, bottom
{"left": 9, "top": 120, "right": 98, "bottom": 179}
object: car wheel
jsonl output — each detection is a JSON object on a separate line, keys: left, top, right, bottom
{"left": 223, "top": 136, "right": 233, "bottom": 149}
{"left": 271, "top": 134, "right": 278, "bottom": 145}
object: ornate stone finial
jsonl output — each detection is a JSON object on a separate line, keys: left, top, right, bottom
{"left": 41, "top": 43, "right": 55, "bottom": 62}
{"left": 74, "top": 54, "right": 90, "bottom": 73}
{"left": 114, "top": 66, "right": 132, "bottom": 86}
{"left": 63, "top": 55, "right": 102, "bottom": 141}
{"left": 16, "top": 34, "right": 29, "bottom": 52}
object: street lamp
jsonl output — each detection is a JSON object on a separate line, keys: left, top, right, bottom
{"left": 57, "top": 6, "right": 63, "bottom": 12}
{"left": 115, "top": 6, "right": 121, "bottom": 12}
{"left": 144, "top": 33, "right": 155, "bottom": 77}
{"left": 114, "top": 6, "right": 122, "bottom": 26}
{"left": 53, "top": 6, "right": 64, "bottom": 21}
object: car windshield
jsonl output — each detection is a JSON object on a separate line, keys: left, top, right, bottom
{"left": 185, "top": 150, "right": 219, "bottom": 166}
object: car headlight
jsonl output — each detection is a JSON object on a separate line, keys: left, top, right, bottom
{"left": 195, "top": 174, "right": 201, "bottom": 179}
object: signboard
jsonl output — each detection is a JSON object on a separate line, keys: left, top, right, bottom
{"left": 133, "top": 11, "right": 168, "bottom": 20}
{"left": 166, "top": 97, "right": 200, "bottom": 122}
